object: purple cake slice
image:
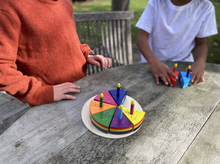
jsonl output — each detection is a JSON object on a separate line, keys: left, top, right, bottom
{"left": 109, "top": 107, "right": 133, "bottom": 134}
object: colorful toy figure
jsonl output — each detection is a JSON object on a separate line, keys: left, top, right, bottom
{"left": 99, "top": 93, "right": 103, "bottom": 108}
{"left": 179, "top": 65, "right": 192, "bottom": 88}
{"left": 117, "top": 83, "right": 120, "bottom": 98}
{"left": 168, "top": 63, "right": 179, "bottom": 87}
{"left": 109, "top": 83, "right": 127, "bottom": 106}
{"left": 130, "top": 100, "right": 135, "bottom": 115}
{"left": 118, "top": 105, "right": 123, "bottom": 119}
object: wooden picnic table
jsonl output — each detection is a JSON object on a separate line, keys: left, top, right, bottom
{"left": 0, "top": 61, "right": 220, "bottom": 164}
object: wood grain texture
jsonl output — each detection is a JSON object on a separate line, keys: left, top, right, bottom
{"left": 74, "top": 11, "right": 134, "bottom": 22}
{"left": 179, "top": 104, "right": 220, "bottom": 164}
{"left": 0, "top": 62, "right": 220, "bottom": 164}
{"left": 0, "top": 93, "right": 30, "bottom": 135}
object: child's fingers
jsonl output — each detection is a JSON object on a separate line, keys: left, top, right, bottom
{"left": 56, "top": 82, "right": 80, "bottom": 89}
{"left": 102, "top": 58, "right": 107, "bottom": 70}
{"left": 94, "top": 55, "right": 106, "bottom": 68}
{"left": 98, "top": 57, "right": 106, "bottom": 69}
{"left": 53, "top": 82, "right": 80, "bottom": 101}
{"left": 200, "top": 74, "right": 204, "bottom": 82}
{"left": 166, "top": 70, "right": 174, "bottom": 86}
{"left": 61, "top": 94, "right": 76, "bottom": 100}
{"left": 191, "top": 72, "right": 198, "bottom": 86}
{"left": 191, "top": 75, "right": 199, "bottom": 86}
{"left": 91, "top": 57, "right": 101, "bottom": 66}
{"left": 63, "top": 87, "right": 80, "bottom": 94}
{"left": 63, "top": 82, "right": 80, "bottom": 89}
{"left": 190, "top": 70, "right": 198, "bottom": 85}
{"left": 94, "top": 60, "right": 101, "bottom": 66}
{"left": 102, "top": 57, "right": 111, "bottom": 69}
{"left": 167, "top": 77, "right": 173, "bottom": 87}
{"left": 92, "top": 55, "right": 112, "bottom": 69}
{"left": 190, "top": 73, "right": 195, "bottom": 86}
{"left": 169, "top": 71, "right": 178, "bottom": 79}
{"left": 87, "top": 56, "right": 99, "bottom": 66}
{"left": 100, "top": 57, "right": 111, "bottom": 70}
{"left": 107, "top": 58, "right": 112, "bottom": 68}
{"left": 154, "top": 75, "right": 159, "bottom": 85}
{"left": 162, "top": 74, "right": 172, "bottom": 86}
{"left": 191, "top": 73, "right": 204, "bottom": 86}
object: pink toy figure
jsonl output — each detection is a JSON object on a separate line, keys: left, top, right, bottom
{"left": 130, "top": 100, "right": 135, "bottom": 115}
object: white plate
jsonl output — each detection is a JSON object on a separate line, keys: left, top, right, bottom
{"left": 81, "top": 95, "right": 144, "bottom": 139}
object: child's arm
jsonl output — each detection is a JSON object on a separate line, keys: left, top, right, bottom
{"left": 137, "top": 29, "right": 178, "bottom": 86}
{"left": 78, "top": 39, "right": 112, "bottom": 70}
{"left": 0, "top": 11, "right": 55, "bottom": 106}
{"left": 191, "top": 37, "right": 208, "bottom": 86}
{"left": 53, "top": 54, "right": 112, "bottom": 102}
{"left": 86, "top": 55, "right": 112, "bottom": 70}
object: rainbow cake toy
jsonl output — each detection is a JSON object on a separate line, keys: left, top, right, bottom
{"left": 90, "top": 83, "right": 145, "bottom": 134}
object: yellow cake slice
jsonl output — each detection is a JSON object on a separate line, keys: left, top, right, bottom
{"left": 123, "top": 108, "right": 145, "bottom": 131}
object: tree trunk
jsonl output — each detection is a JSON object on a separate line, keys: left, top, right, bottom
{"left": 111, "top": 0, "right": 130, "bottom": 11}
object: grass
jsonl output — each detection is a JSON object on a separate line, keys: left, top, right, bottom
{"left": 73, "top": 0, "right": 220, "bottom": 64}
{"left": 207, "top": 0, "right": 220, "bottom": 64}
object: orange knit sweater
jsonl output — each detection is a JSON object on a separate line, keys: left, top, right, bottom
{"left": 0, "top": 0, "right": 92, "bottom": 106}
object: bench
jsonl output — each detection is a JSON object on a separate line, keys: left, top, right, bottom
{"left": 74, "top": 11, "right": 134, "bottom": 75}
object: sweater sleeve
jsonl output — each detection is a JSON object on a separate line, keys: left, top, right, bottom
{"left": 80, "top": 44, "right": 93, "bottom": 59}
{"left": 0, "top": 10, "right": 54, "bottom": 106}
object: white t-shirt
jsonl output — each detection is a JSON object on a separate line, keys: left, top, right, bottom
{"left": 136, "top": 0, "right": 218, "bottom": 62}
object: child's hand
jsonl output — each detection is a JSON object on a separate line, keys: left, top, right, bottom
{"left": 149, "top": 59, "right": 178, "bottom": 86}
{"left": 53, "top": 82, "right": 80, "bottom": 101}
{"left": 190, "top": 60, "right": 206, "bottom": 86}
{"left": 87, "top": 55, "right": 112, "bottom": 70}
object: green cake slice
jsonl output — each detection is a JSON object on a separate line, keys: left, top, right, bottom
{"left": 91, "top": 107, "right": 117, "bottom": 133}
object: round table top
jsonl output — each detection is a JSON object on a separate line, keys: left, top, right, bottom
{"left": 1, "top": 62, "right": 220, "bottom": 164}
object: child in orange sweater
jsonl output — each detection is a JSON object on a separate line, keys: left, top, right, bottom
{"left": 0, "top": 0, "right": 111, "bottom": 106}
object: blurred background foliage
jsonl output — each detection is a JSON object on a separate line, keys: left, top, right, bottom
{"left": 72, "top": 0, "right": 220, "bottom": 64}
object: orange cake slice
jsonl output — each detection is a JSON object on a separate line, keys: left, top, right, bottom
{"left": 90, "top": 100, "right": 117, "bottom": 115}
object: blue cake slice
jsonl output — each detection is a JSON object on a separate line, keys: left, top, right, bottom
{"left": 109, "top": 89, "right": 127, "bottom": 106}
{"left": 179, "top": 71, "right": 192, "bottom": 88}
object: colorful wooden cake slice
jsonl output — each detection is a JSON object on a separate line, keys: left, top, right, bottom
{"left": 168, "top": 63, "right": 179, "bottom": 87}
{"left": 179, "top": 71, "right": 192, "bottom": 88}
{"left": 94, "top": 91, "right": 117, "bottom": 106}
{"left": 109, "top": 107, "right": 133, "bottom": 134}
{"left": 168, "top": 71, "right": 179, "bottom": 87}
{"left": 90, "top": 100, "right": 117, "bottom": 115}
{"left": 123, "top": 108, "right": 145, "bottom": 131}
{"left": 109, "top": 89, "right": 127, "bottom": 106}
{"left": 91, "top": 107, "right": 117, "bottom": 133}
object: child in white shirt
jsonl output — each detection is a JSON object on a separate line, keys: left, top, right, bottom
{"left": 136, "top": 0, "right": 218, "bottom": 86}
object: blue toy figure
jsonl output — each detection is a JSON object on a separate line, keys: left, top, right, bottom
{"left": 179, "top": 65, "right": 192, "bottom": 88}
